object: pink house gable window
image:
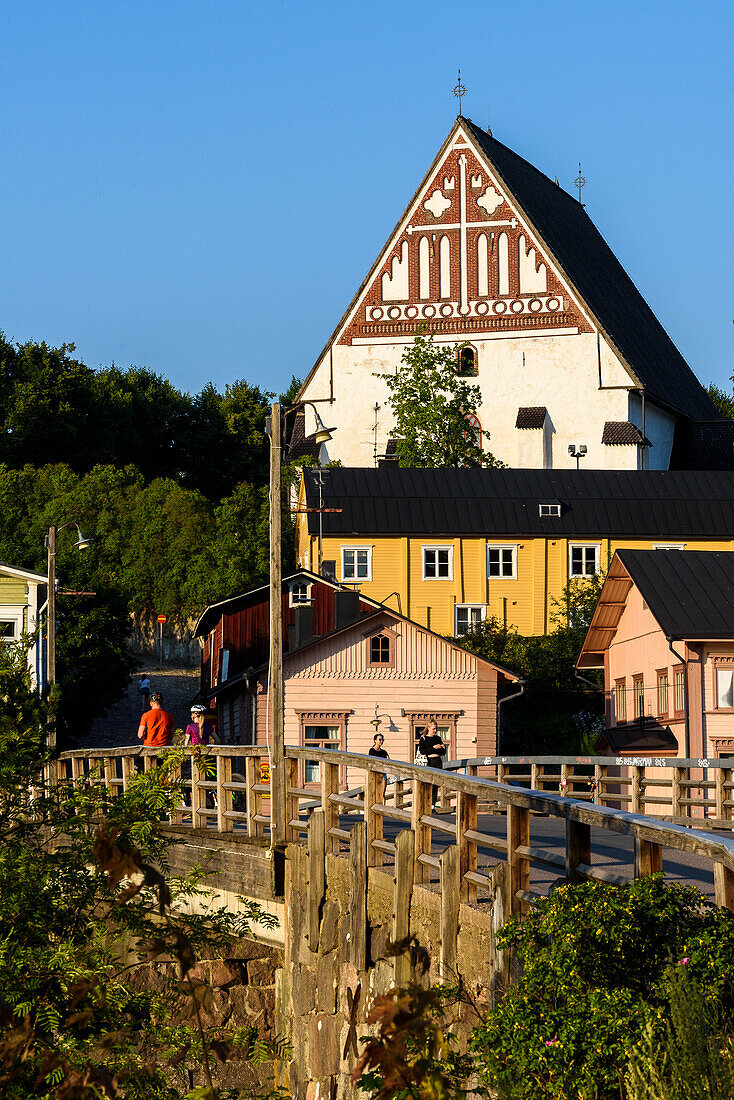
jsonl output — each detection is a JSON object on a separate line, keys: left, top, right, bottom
{"left": 366, "top": 626, "right": 397, "bottom": 668}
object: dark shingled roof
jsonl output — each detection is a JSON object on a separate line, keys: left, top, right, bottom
{"left": 615, "top": 549, "right": 734, "bottom": 639}
{"left": 601, "top": 421, "right": 650, "bottom": 445}
{"left": 303, "top": 467, "right": 734, "bottom": 540}
{"left": 669, "top": 419, "right": 734, "bottom": 470}
{"left": 462, "top": 117, "right": 717, "bottom": 421}
{"left": 516, "top": 407, "right": 547, "bottom": 429}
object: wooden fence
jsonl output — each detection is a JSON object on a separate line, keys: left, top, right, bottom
{"left": 56, "top": 746, "right": 734, "bottom": 916}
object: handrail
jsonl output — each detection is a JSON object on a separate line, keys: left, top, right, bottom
{"left": 53, "top": 743, "right": 734, "bottom": 915}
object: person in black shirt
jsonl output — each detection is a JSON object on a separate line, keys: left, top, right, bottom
{"left": 418, "top": 721, "right": 447, "bottom": 807}
{"left": 368, "top": 733, "right": 390, "bottom": 799}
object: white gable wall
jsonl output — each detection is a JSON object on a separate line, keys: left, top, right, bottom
{"left": 301, "top": 330, "right": 673, "bottom": 470}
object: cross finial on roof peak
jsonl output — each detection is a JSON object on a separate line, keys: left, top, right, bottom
{"left": 452, "top": 69, "right": 467, "bottom": 115}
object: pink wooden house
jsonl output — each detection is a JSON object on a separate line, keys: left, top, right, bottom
{"left": 577, "top": 549, "right": 734, "bottom": 761}
{"left": 251, "top": 606, "right": 521, "bottom": 783}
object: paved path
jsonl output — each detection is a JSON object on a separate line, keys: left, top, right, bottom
{"left": 75, "top": 666, "right": 199, "bottom": 749}
{"left": 375, "top": 808, "right": 717, "bottom": 900}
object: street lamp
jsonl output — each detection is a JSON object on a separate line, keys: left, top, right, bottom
{"left": 266, "top": 400, "right": 335, "bottom": 845}
{"left": 568, "top": 443, "right": 587, "bottom": 470}
{"left": 46, "top": 522, "right": 92, "bottom": 749}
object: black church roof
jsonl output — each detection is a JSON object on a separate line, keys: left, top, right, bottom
{"left": 303, "top": 467, "right": 734, "bottom": 540}
{"left": 463, "top": 118, "right": 717, "bottom": 420}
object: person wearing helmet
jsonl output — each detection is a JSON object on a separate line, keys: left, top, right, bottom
{"left": 137, "top": 692, "right": 174, "bottom": 747}
{"left": 184, "top": 704, "right": 219, "bottom": 747}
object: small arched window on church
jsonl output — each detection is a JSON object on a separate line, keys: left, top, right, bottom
{"left": 457, "top": 345, "right": 478, "bottom": 376}
{"left": 463, "top": 413, "right": 483, "bottom": 452}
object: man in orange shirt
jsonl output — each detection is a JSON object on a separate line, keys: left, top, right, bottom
{"left": 137, "top": 692, "right": 174, "bottom": 747}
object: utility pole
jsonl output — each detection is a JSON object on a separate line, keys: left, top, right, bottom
{"left": 268, "top": 402, "right": 286, "bottom": 846}
{"left": 46, "top": 525, "right": 57, "bottom": 752}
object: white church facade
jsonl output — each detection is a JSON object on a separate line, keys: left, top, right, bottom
{"left": 293, "top": 116, "right": 729, "bottom": 471}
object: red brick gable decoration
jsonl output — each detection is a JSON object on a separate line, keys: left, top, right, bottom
{"left": 339, "top": 125, "right": 590, "bottom": 345}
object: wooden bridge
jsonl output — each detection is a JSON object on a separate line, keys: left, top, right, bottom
{"left": 58, "top": 746, "right": 734, "bottom": 914}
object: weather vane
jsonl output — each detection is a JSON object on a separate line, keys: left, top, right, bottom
{"left": 574, "top": 162, "right": 587, "bottom": 204}
{"left": 453, "top": 69, "right": 467, "bottom": 115}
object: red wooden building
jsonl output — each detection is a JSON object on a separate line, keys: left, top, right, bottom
{"left": 194, "top": 570, "right": 381, "bottom": 742}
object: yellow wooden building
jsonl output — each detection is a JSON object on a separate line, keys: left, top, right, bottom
{"left": 296, "top": 468, "right": 734, "bottom": 637}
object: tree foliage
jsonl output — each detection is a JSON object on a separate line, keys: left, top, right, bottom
{"left": 0, "top": 333, "right": 275, "bottom": 501}
{"left": 456, "top": 576, "right": 606, "bottom": 753}
{"left": 0, "top": 643, "right": 284, "bottom": 1098}
{"left": 707, "top": 382, "right": 734, "bottom": 421}
{"left": 380, "top": 330, "right": 503, "bottom": 468}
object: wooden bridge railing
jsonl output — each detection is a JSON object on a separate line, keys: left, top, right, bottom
{"left": 55, "top": 745, "right": 734, "bottom": 916}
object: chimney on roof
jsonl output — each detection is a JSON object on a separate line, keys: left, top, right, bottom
{"left": 288, "top": 605, "right": 314, "bottom": 650}
{"left": 334, "top": 589, "right": 359, "bottom": 630}
{"left": 321, "top": 559, "right": 337, "bottom": 584}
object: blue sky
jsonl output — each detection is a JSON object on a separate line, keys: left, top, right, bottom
{"left": 1, "top": 0, "right": 732, "bottom": 397}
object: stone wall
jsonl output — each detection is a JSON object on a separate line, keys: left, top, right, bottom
{"left": 280, "top": 841, "right": 500, "bottom": 1100}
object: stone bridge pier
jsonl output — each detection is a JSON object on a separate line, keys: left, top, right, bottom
{"left": 169, "top": 819, "right": 503, "bottom": 1100}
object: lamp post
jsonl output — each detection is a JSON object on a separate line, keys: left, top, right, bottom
{"left": 46, "top": 522, "right": 92, "bottom": 750}
{"left": 267, "top": 400, "right": 334, "bottom": 845}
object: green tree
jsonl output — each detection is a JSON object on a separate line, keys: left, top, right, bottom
{"left": 457, "top": 575, "right": 605, "bottom": 754}
{"left": 707, "top": 382, "right": 734, "bottom": 421}
{"left": 380, "top": 330, "right": 503, "bottom": 468}
{"left": 0, "top": 644, "right": 282, "bottom": 1097}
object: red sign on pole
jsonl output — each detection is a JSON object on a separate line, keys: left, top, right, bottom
{"left": 157, "top": 613, "right": 167, "bottom": 624}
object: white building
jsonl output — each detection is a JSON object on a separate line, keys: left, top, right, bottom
{"left": 294, "top": 116, "right": 729, "bottom": 472}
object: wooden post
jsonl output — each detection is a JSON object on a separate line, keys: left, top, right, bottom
{"left": 631, "top": 765, "right": 643, "bottom": 814}
{"left": 121, "top": 753, "right": 135, "bottom": 794}
{"left": 440, "top": 845, "right": 460, "bottom": 983}
{"left": 350, "top": 820, "right": 368, "bottom": 971}
{"left": 566, "top": 818, "right": 591, "bottom": 884}
{"left": 267, "top": 401, "right": 286, "bottom": 848}
{"left": 714, "top": 863, "right": 734, "bottom": 912}
{"left": 507, "top": 803, "right": 529, "bottom": 916}
{"left": 365, "top": 768, "right": 383, "bottom": 868}
{"left": 560, "top": 761, "right": 569, "bottom": 797}
{"left": 593, "top": 764, "right": 603, "bottom": 805}
{"left": 217, "top": 754, "right": 233, "bottom": 833}
{"left": 285, "top": 756, "right": 300, "bottom": 842}
{"left": 530, "top": 762, "right": 539, "bottom": 791}
{"left": 672, "top": 766, "right": 684, "bottom": 820}
{"left": 716, "top": 767, "right": 726, "bottom": 822}
{"left": 321, "top": 759, "right": 339, "bottom": 854}
{"left": 192, "top": 756, "right": 207, "bottom": 828}
{"left": 456, "top": 790, "right": 477, "bottom": 903}
{"left": 411, "top": 777, "right": 432, "bottom": 884}
{"left": 393, "top": 829, "right": 414, "bottom": 989}
{"left": 307, "top": 808, "right": 326, "bottom": 951}
{"left": 245, "top": 755, "right": 260, "bottom": 837}
{"left": 169, "top": 758, "right": 183, "bottom": 825}
{"left": 634, "top": 837, "right": 663, "bottom": 878}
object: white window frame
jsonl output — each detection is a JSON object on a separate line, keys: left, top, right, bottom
{"left": 341, "top": 545, "right": 373, "bottom": 582}
{"left": 289, "top": 580, "right": 313, "bottom": 607}
{"left": 569, "top": 543, "right": 600, "bottom": 578}
{"left": 422, "top": 545, "right": 453, "bottom": 581}
{"left": 487, "top": 544, "right": 518, "bottom": 579}
{"left": 539, "top": 503, "right": 561, "bottom": 517}
{"left": 0, "top": 606, "right": 24, "bottom": 641}
{"left": 455, "top": 604, "right": 486, "bottom": 636}
{"left": 653, "top": 543, "right": 686, "bottom": 550}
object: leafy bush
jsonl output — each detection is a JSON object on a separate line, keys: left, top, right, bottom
{"left": 470, "top": 877, "right": 734, "bottom": 1100}
{"left": 0, "top": 642, "right": 284, "bottom": 1098}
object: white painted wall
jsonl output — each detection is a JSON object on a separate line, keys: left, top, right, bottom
{"left": 301, "top": 329, "right": 660, "bottom": 471}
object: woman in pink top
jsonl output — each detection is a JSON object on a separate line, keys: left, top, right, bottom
{"left": 184, "top": 704, "right": 219, "bottom": 746}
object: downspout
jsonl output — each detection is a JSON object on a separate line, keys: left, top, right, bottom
{"left": 640, "top": 390, "right": 646, "bottom": 471}
{"left": 667, "top": 637, "right": 690, "bottom": 760}
{"left": 497, "top": 678, "right": 526, "bottom": 755}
